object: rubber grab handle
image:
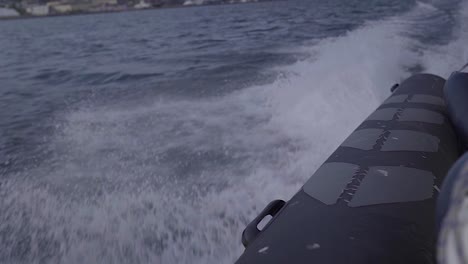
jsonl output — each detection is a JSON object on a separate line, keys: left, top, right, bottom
{"left": 242, "top": 200, "right": 285, "bottom": 248}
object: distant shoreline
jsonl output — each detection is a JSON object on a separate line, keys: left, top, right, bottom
{"left": 0, "top": 1, "right": 270, "bottom": 21}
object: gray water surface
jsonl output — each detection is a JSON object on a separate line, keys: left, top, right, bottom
{"left": 1, "top": 0, "right": 467, "bottom": 263}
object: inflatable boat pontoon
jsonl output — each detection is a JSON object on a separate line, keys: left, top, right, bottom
{"left": 237, "top": 71, "right": 468, "bottom": 264}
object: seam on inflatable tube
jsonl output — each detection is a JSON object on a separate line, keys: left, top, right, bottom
{"left": 337, "top": 94, "right": 412, "bottom": 205}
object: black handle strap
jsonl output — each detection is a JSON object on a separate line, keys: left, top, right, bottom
{"left": 242, "top": 200, "right": 285, "bottom": 248}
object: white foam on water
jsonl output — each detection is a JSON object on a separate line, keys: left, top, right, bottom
{"left": 2, "top": 1, "right": 468, "bottom": 264}
{"left": 416, "top": 1, "right": 440, "bottom": 11}
{"left": 422, "top": 0, "right": 468, "bottom": 75}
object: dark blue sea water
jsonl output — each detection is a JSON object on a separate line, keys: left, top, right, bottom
{"left": 1, "top": 0, "right": 468, "bottom": 263}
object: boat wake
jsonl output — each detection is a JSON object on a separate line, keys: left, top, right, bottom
{"left": 2, "top": 1, "right": 468, "bottom": 263}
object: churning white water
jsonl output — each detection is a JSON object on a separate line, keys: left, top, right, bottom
{"left": 1, "top": 1, "right": 468, "bottom": 263}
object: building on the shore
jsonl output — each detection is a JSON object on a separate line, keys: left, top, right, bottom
{"left": 47, "top": 1, "right": 73, "bottom": 13}
{"left": 183, "top": 0, "right": 204, "bottom": 5}
{"left": 47, "top": 0, "right": 119, "bottom": 13}
{"left": 54, "top": 4, "right": 72, "bottom": 12}
{"left": 134, "top": 0, "right": 150, "bottom": 9}
{"left": 0, "top": 7, "right": 19, "bottom": 17}
{"left": 93, "top": 0, "right": 118, "bottom": 6}
{"left": 68, "top": 2, "right": 93, "bottom": 11}
{"left": 25, "top": 4, "right": 49, "bottom": 15}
